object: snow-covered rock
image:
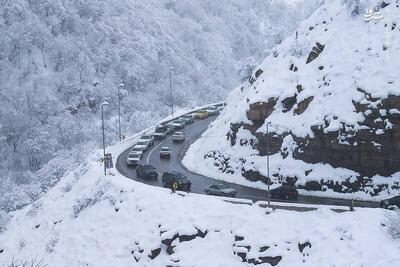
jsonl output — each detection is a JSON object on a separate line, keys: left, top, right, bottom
{"left": 184, "top": 0, "right": 400, "bottom": 200}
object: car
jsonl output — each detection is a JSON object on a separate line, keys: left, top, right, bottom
{"left": 206, "top": 106, "right": 220, "bottom": 116}
{"left": 204, "top": 184, "right": 237, "bottom": 197}
{"left": 162, "top": 171, "right": 191, "bottom": 191}
{"left": 159, "top": 146, "right": 171, "bottom": 159}
{"left": 129, "top": 145, "right": 145, "bottom": 158}
{"left": 172, "top": 131, "right": 185, "bottom": 142}
{"left": 135, "top": 140, "right": 149, "bottom": 151}
{"left": 154, "top": 125, "right": 167, "bottom": 140}
{"left": 171, "top": 118, "right": 185, "bottom": 129}
{"left": 182, "top": 114, "right": 194, "bottom": 124}
{"left": 193, "top": 110, "right": 208, "bottom": 119}
{"left": 165, "top": 123, "right": 176, "bottom": 134}
{"left": 139, "top": 134, "right": 154, "bottom": 147}
{"left": 126, "top": 154, "right": 141, "bottom": 167}
{"left": 380, "top": 195, "right": 400, "bottom": 210}
{"left": 136, "top": 164, "right": 158, "bottom": 180}
{"left": 269, "top": 186, "right": 298, "bottom": 200}
{"left": 215, "top": 103, "right": 226, "bottom": 110}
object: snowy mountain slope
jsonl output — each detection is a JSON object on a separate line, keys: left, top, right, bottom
{"left": 0, "top": 135, "right": 399, "bottom": 267}
{"left": 0, "top": 0, "right": 322, "bottom": 213}
{"left": 183, "top": 0, "right": 400, "bottom": 200}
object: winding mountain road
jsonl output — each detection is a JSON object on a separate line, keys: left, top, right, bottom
{"left": 116, "top": 112, "right": 379, "bottom": 209}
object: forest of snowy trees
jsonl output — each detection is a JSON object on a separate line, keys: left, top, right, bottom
{"left": 0, "top": 0, "right": 321, "bottom": 212}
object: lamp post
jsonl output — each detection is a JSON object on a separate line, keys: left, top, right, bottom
{"left": 266, "top": 122, "right": 271, "bottom": 207}
{"left": 169, "top": 66, "right": 174, "bottom": 117}
{"left": 101, "top": 101, "right": 110, "bottom": 176}
{"left": 117, "top": 83, "right": 124, "bottom": 141}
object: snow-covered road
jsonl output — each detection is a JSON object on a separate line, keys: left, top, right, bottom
{"left": 115, "top": 109, "right": 379, "bottom": 210}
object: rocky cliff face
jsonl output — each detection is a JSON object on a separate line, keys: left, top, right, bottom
{"left": 184, "top": 0, "right": 400, "bottom": 199}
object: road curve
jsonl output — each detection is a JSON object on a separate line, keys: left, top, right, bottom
{"left": 116, "top": 114, "right": 379, "bottom": 209}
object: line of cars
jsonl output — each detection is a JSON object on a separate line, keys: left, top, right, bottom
{"left": 126, "top": 133, "right": 155, "bottom": 167}
{"left": 125, "top": 104, "right": 224, "bottom": 188}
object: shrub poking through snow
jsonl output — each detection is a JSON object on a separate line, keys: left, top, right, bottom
{"left": 8, "top": 257, "right": 47, "bottom": 267}
{"left": 386, "top": 210, "right": 400, "bottom": 239}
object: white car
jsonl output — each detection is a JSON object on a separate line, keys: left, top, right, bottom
{"left": 172, "top": 131, "right": 185, "bottom": 142}
{"left": 171, "top": 119, "right": 185, "bottom": 129}
{"left": 129, "top": 146, "right": 144, "bottom": 158}
{"left": 135, "top": 140, "right": 149, "bottom": 151}
{"left": 127, "top": 154, "right": 141, "bottom": 167}
{"left": 159, "top": 146, "right": 171, "bottom": 159}
{"left": 139, "top": 134, "right": 154, "bottom": 147}
{"left": 206, "top": 106, "right": 220, "bottom": 116}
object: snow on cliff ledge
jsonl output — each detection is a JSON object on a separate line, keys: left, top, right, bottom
{"left": 183, "top": 0, "right": 400, "bottom": 199}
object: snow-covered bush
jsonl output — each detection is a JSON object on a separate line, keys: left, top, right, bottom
{"left": 72, "top": 179, "right": 118, "bottom": 218}
{"left": 343, "top": 0, "right": 362, "bottom": 16}
{"left": 7, "top": 257, "right": 47, "bottom": 267}
{"left": 386, "top": 210, "right": 400, "bottom": 239}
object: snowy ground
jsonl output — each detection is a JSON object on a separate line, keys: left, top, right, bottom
{"left": 1, "top": 126, "right": 399, "bottom": 267}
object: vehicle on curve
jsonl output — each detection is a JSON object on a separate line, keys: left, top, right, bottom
{"left": 206, "top": 106, "right": 220, "bottom": 116}
{"left": 139, "top": 134, "right": 154, "bottom": 147}
{"left": 204, "top": 184, "right": 237, "bottom": 197}
{"left": 136, "top": 163, "right": 158, "bottom": 180}
{"left": 135, "top": 140, "right": 149, "bottom": 151}
{"left": 269, "top": 186, "right": 298, "bottom": 200}
{"left": 172, "top": 118, "right": 185, "bottom": 129}
{"left": 154, "top": 125, "right": 168, "bottom": 140}
{"left": 380, "top": 195, "right": 400, "bottom": 210}
{"left": 182, "top": 114, "right": 194, "bottom": 124}
{"left": 126, "top": 154, "right": 141, "bottom": 167}
{"left": 165, "top": 122, "right": 176, "bottom": 134}
{"left": 162, "top": 171, "right": 191, "bottom": 191}
{"left": 129, "top": 145, "right": 145, "bottom": 158}
{"left": 193, "top": 110, "right": 209, "bottom": 119}
{"left": 159, "top": 146, "right": 171, "bottom": 159}
{"left": 173, "top": 131, "right": 185, "bottom": 142}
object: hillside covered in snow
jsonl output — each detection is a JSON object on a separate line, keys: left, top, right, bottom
{"left": 0, "top": 0, "right": 321, "bottom": 212}
{"left": 0, "top": 131, "right": 399, "bottom": 267}
{"left": 184, "top": 0, "right": 400, "bottom": 200}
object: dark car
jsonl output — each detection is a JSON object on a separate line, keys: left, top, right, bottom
{"left": 205, "top": 184, "right": 237, "bottom": 197}
{"left": 165, "top": 123, "right": 176, "bottom": 134}
{"left": 162, "top": 171, "right": 191, "bottom": 191}
{"left": 270, "top": 186, "right": 298, "bottom": 200}
{"left": 136, "top": 164, "right": 158, "bottom": 180}
{"left": 182, "top": 114, "right": 194, "bottom": 124}
{"left": 380, "top": 195, "right": 400, "bottom": 210}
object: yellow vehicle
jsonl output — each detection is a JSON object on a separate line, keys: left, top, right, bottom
{"left": 193, "top": 110, "right": 209, "bottom": 119}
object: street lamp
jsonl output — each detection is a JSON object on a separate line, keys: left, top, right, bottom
{"left": 266, "top": 122, "right": 271, "bottom": 207}
{"left": 117, "top": 83, "right": 124, "bottom": 141}
{"left": 169, "top": 66, "right": 174, "bottom": 117}
{"left": 101, "top": 101, "right": 110, "bottom": 176}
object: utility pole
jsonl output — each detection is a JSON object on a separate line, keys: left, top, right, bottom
{"left": 266, "top": 122, "right": 270, "bottom": 207}
{"left": 101, "top": 101, "right": 109, "bottom": 176}
{"left": 169, "top": 66, "right": 174, "bottom": 117}
{"left": 117, "top": 83, "right": 124, "bottom": 141}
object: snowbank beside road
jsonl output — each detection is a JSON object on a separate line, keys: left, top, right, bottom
{"left": 0, "top": 142, "right": 399, "bottom": 266}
